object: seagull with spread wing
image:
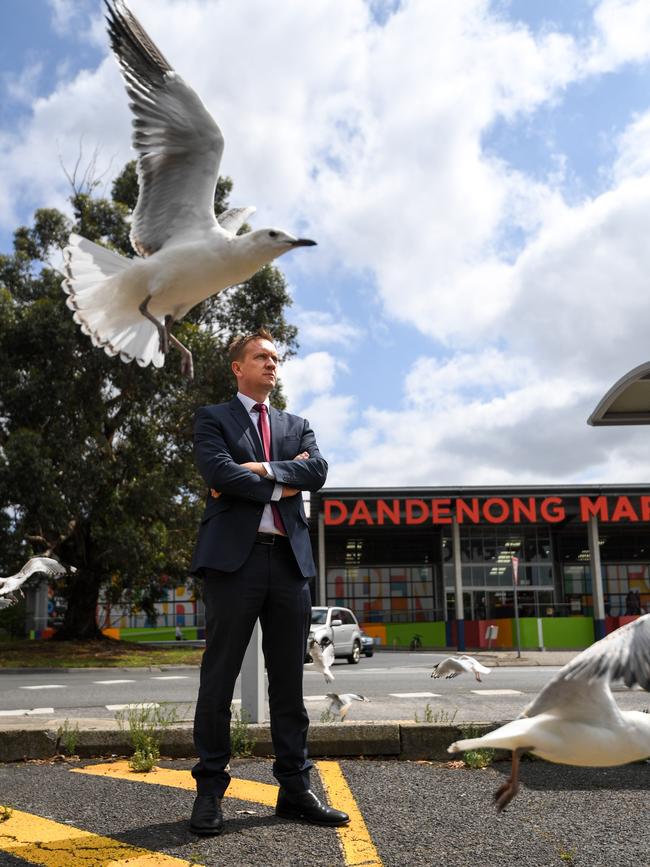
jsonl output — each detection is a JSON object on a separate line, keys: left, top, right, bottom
{"left": 326, "top": 693, "right": 370, "bottom": 721}
{"left": 0, "top": 557, "right": 75, "bottom": 607}
{"left": 431, "top": 655, "right": 491, "bottom": 682}
{"left": 308, "top": 637, "right": 335, "bottom": 684}
{"left": 62, "top": 0, "right": 316, "bottom": 379}
{"left": 448, "top": 615, "right": 650, "bottom": 811}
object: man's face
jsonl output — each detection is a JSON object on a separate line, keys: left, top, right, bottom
{"left": 232, "top": 338, "right": 279, "bottom": 397}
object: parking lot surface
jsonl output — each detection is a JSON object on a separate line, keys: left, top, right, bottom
{"left": 1, "top": 755, "right": 649, "bottom": 866}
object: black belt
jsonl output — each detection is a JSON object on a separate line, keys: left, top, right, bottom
{"left": 255, "top": 532, "right": 289, "bottom": 545}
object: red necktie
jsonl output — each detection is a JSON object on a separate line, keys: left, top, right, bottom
{"left": 253, "top": 403, "right": 286, "bottom": 535}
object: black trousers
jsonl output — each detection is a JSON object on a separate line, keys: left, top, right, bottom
{"left": 192, "top": 538, "right": 313, "bottom": 796}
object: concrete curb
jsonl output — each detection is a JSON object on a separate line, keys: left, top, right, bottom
{"left": 0, "top": 721, "right": 503, "bottom": 763}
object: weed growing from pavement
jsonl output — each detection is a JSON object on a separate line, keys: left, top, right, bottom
{"left": 559, "top": 849, "right": 576, "bottom": 864}
{"left": 319, "top": 707, "right": 337, "bottom": 723}
{"left": 414, "top": 704, "right": 458, "bottom": 724}
{"left": 230, "top": 705, "right": 256, "bottom": 757}
{"left": 115, "top": 702, "right": 184, "bottom": 772}
{"left": 56, "top": 719, "right": 80, "bottom": 756}
{"left": 0, "top": 805, "right": 12, "bottom": 823}
{"left": 459, "top": 725, "right": 496, "bottom": 769}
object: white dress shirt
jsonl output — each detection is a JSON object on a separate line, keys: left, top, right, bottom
{"left": 237, "top": 392, "right": 284, "bottom": 535}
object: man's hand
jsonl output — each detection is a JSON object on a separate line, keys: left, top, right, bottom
{"left": 281, "top": 486, "right": 300, "bottom": 498}
{"left": 240, "top": 461, "right": 268, "bottom": 477}
{"left": 294, "top": 451, "right": 309, "bottom": 460}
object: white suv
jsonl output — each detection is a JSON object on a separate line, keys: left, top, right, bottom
{"left": 309, "top": 606, "right": 363, "bottom": 664}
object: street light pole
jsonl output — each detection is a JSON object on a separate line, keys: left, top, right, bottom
{"left": 512, "top": 554, "right": 521, "bottom": 659}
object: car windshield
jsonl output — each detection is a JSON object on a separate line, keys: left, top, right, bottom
{"left": 311, "top": 609, "right": 327, "bottom": 625}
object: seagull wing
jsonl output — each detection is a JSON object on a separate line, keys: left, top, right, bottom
{"left": 520, "top": 614, "right": 650, "bottom": 724}
{"left": 105, "top": 0, "right": 224, "bottom": 256}
{"left": 434, "top": 657, "right": 467, "bottom": 677}
{"left": 217, "top": 207, "right": 256, "bottom": 234}
{"left": 322, "top": 642, "right": 335, "bottom": 669}
{"left": 16, "top": 557, "right": 68, "bottom": 580}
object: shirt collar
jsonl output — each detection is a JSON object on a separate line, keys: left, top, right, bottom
{"left": 237, "top": 392, "right": 270, "bottom": 413}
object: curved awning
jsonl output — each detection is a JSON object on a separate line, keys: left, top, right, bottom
{"left": 588, "top": 360, "right": 650, "bottom": 425}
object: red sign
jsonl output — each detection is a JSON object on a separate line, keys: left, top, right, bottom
{"left": 322, "top": 495, "right": 650, "bottom": 527}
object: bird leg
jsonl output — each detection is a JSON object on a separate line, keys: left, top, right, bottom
{"left": 494, "top": 746, "right": 533, "bottom": 812}
{"left": 138, "top": 295, "right": 168, "bottom": 354}
{"left": 168, "top": 332, "right": 194, "bottom": 380}
{"left": 475, "top": 672, "right": 482, "bottom": 682}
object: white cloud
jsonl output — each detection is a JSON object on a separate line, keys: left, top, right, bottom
{"left": 280, "top": 351, "right": 347, "bottom": 408}
{"left": 291, "top": 310, "right": 362, "bottom": 347}
{"left": 298, "top": 394, "right": 358, "bottom": 450}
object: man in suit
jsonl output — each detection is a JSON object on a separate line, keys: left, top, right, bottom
{"left": 189, "top": 328, "right": 349, "bottom": 835}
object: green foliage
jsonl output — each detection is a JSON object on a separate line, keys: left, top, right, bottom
{"left": 56, "top": 719, "right": 80, "bottom": 756}
{"left": 0, "top": 805, "right": 12, "bottom": 823}
{"left": 459, "top": 725, "right": 496, "bottom": 768}
{"left": 0, "top": 162, "right": 298, "bottom": 637}
{"left": 414, "top": 704, "right": 457, "bottom": 724}
{"left": 116, "top": 701, "right": 181, "bottom": 772}
{"left": 0, "top": 597, "right": 27, "bottom": 639}
{"left": 230, "top": 705, "right": 256, "bottom": 757}
{"left": 319, "top": 707, "right": 337, "bottom": 723}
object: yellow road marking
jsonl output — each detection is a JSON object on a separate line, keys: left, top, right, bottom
{"left": 72, "top": 761, "right": 278, "bottom": 807}
{"left": 74, "top": 760, "right": 384, "bottom": 866}
{"left": 316, "top": 761, "right": 383, "bottom": 867}
{"left": 0, "top": 806, "right": 199, "bottom": 867}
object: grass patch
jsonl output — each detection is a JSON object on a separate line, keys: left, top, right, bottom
{"left": 230, "top": 705, "right": 256, "bottom": 757}
{"left": 0, "top": 805, "right": 12, "bottom": 823}
{"left": 56, "top": 719, "right": 80, "bottom": 756}
{"left": 459, "top": 724, "right": 496, "bottom": 769}
{"left": 0, "top": 638, "right": 203, "bottom": 668}
{"left": 414, "top": 704, "right": 458, "bottom": 724}
{"left": 116, "top": 702, "right": 185, "bottom": 773}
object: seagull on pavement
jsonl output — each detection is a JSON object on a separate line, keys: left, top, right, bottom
{"left": 308, "top": 637, "right": 335, "bottom": 684}
{"left": 448, "top": 614, "right": 650, "bottom": 811}
{"left": 326, "top": 693, "right": 369, "bottom": 721}
{"left": 431, "top": 655, "right": 491, "bottom": 682}
{"left": 62, "top": 0, "right": 316, "bottom": 379}
{"left": 0, "top": 557, "right": 75, "bottom": 606}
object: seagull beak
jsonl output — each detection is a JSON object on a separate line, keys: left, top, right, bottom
{"left": 290, "top": 238, "right": 317, "bottom": 247}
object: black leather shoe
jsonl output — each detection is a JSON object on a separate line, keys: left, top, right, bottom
{"left": 189, "top": 794, "right": 224, "bottom": 836}
{"left": 275, "top": 788, "right": 350, "bottom": 826}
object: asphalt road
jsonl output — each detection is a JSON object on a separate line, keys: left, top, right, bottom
{"left": 1, "top": 755, "right": 649, "bottom": 866}
{"left": 1, "top": 652, "right": 649, "bottom": 723}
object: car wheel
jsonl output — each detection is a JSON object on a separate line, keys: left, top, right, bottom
{"left": 347, "top": 640, "right": 361, "bottom": 664}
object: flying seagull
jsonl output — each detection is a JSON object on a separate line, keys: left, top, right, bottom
{"left": 326, "top": 693, "right": 369, "bottom": 721}
{"left": 308, "top": 637, "right": 335, "bottom": 684}
{"left": 0, "top": 557, "right": 75, "bottom": 607}
{"left": 448, "top": 614, "right": 650, "bottom": 811}
{"left": 431, "top": 655, "right": 491, "bottom": 682}
{"left": 62, "top": 0, "right": 316, "bottom": 379}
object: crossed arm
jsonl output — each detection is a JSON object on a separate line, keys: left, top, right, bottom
{"left": 194, "top": 408, "right": 328, "bottom": 503}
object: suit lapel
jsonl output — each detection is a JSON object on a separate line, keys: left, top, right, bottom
{"left": 229, "top": 397, "right": 264, "bottom": 460}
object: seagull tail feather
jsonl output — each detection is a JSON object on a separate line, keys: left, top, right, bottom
{"left": 62, "top": 234, "right": 164, "bottom": 368}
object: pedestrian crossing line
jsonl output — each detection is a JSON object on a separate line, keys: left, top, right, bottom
{"left": 317, "top": 761, "right": 383, "bottom": 867}
{"left": 0, "top": 708, "right": 54, "bottom": 717}
{"left": 150, "top": 676, "right": 190, "bottom": 680}
{"left": 92, "top": 679, "right": 136, "bottom": 685}
{"left": 0, "top": 805, "right": 201, "bottom": 866}
{"left": 19, "top": 685, "right": 66, "bottom": 690}
{"left": 470, "top": 689, "right": 523, "bottom": 695}
{"left": 388, "top": 692, "right": 442, "bottom": 698}
{"left": 72, "top": 761, "right": 279, "bottom": 807}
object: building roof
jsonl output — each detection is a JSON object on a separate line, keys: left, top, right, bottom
{"left": 588, "top": 360, "right": 650, "bottom": 426}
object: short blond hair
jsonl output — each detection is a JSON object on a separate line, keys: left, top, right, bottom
{"left": 228, "top": 328, "right": 275, "bottom": 362}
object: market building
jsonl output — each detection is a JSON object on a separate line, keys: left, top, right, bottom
{"left": 309, "top": 485, "right": 650, "bottom": 651}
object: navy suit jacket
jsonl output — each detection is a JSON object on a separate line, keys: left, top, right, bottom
{"left": 190, "top": 397, "right": 327, "bottom": 577}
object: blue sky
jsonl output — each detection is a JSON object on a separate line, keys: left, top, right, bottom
{"left": 4, "top": 0, "right": 650, "bottom": 487}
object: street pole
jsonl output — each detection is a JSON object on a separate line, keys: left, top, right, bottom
{"left": 512, "top": 554, "right": 521, "bottom": 659}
